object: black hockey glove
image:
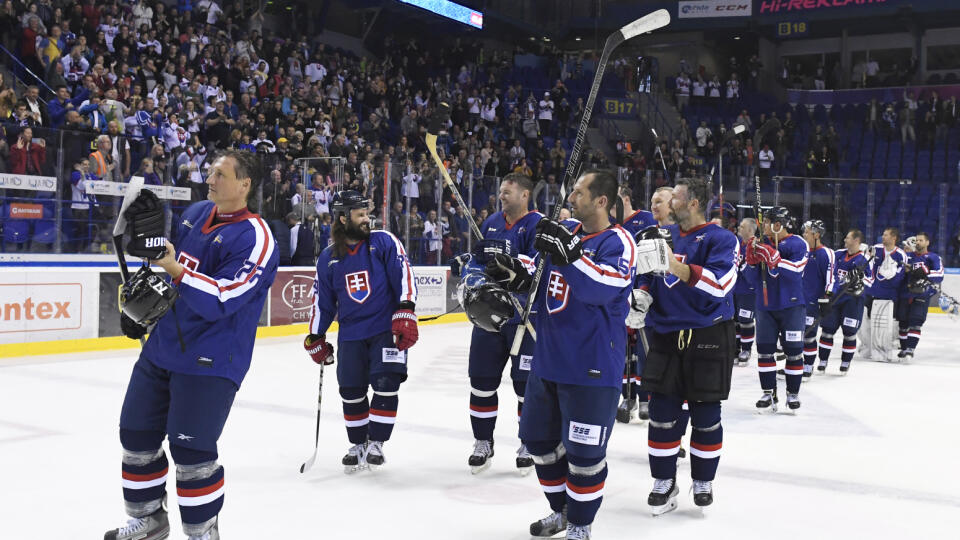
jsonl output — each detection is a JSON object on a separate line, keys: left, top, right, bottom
{"left": 120, "top": 312, "right": 148, "bottom": 339}
{"left": 534, "top": 218, "right": 582, "bottom": 266}
{"left": 450, "top": 253, "right": 472, "bottom": 277}
{"left": 485, "top": 253, "right": 532, "bottom": 293}
{"left": 125, "top": 189, "right": 167, "bottom": 259}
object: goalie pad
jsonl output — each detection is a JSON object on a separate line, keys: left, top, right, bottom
{"left": 867, "top": 299, "right": 898, "bottom": 361}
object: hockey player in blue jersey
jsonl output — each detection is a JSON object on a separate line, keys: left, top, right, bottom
{"left": 449, "top": 172, "right": 542, "bottom": 474}
{"left": 615, "top": 185, "right": 657, "bottom": 424}
{"left": 485, "top": 169, "right": 635, "bottom": 539}
{"left": 734, "top": 218, "right": 759, "bottom": 365}
{"left": 105, "top": 150, "right": 279, "bottom": 540}
{"left": 800, "top": 220, "right": 834, "bottom": 377}
{"left": 745, "top": 206, "right": 808, "bottom": 412}
{"left": 631, "top": 176, "right": 739, "bottom": 514}
{"left": 896, "top": 232, "right": 943, "bottom": 361}
{"left": 306, "top": 190, "right": 419, "bottom": 472}
{"left": 818, "top": 229, "right": 870, "bottom": 374}
{"left": 860, "top": 227, "right": 908, "bottom": 361}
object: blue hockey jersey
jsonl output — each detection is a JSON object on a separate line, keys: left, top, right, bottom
{"left": 310, "top": 230, "right": 417, "bottom": 341}
{"left": 746, "top": 234, "right": 808, "bottom": 311}
{"left": 619, "top": 208, "right": 657, "bottom": 239}
{"left": 832, "top": 249, "right": 870, "bottom": 295}
{"left": 733, "top": 240, "right": 756, "bottom": 294}
{"left": 864, "top": 245, "right": 907, "bottom": 300}
{"left": 142, "top": 201, "right": 279, "bottom": 387}
{"left": 458, "top": 210, "right": 543, "bottom": 326}
{"left": 531, "top": 221, "right": 635, "bottom": 390}
{"left": 901, "top": 251, "right": 944, "bottom": 299}
{"left": 638, "top": 222, "right": 739, "bottom": 333}
{"left": 803, "top": 245, "right": 835, "bottom": 303}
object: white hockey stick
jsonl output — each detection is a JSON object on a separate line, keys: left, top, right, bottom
{"left": 113, "top": 176, "right": 145, "bottom": 283}
{"left": 509, "top": 9, "right": 671, "bottom": 356}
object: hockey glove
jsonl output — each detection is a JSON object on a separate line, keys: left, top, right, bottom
{"left": 626, "top": 288, "right": 652, "bottom": 329}
{"left": 120, "top": 312, "right": 148, "bottom": 339}
{"left": 534, "top": 218, "right": 582, "bottom": 266}
{"left": 635, "top": 239, "right": 670, "bottom": 275}
{"left": 749, "top": 241, "right": 780, "bottom": 268}
{"left": 304, "top": 333, "right": 334, "bottom": 365}
{"left": 485, "top": 253, "right": 532, "bottom": 292}
{"left": 450, "top": 253, "right": 472, "bottom": 277}
{"left": 125, "top": 189, "right": 167, "bottom": 259}
{"left": 392, "top": 301, "right": 418, "bottom": 351}
{"left": 636, "top": 225, "right": 673, "bottom": 249}
{"left": 473, "top": 238, "right": 515, "bottom": 264}
{"left": 859, "top": 243, "right": 875, "bottom": 262}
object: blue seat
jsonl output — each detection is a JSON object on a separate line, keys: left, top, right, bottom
{"left": 1, "top": 204, "right": 31, "bottom": 248}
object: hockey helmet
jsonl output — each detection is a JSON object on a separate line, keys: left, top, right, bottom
{"left": 120, "top": 266, "right": 178, "bottom": 327}
{"left": 764, "top": 206, "right": 795, "bottom": 231}
{"left": 802, "top": 219, "right": 826, "bottom": 237}
{"left": 331, "top": 190, "right": 369, "bottom": 218}
{"left": 463, "top": 282, "right": 515, "bottom": 333}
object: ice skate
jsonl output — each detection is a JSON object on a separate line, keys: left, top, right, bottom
{"left": 637, "top": 400, "right": 650, "bottom": 421}
{"left": 186, "top": 519, "right": 219, "bottom": 540}
{"left": 565, "top": 523, "right": 592, "bottom": 539}
{"left": 364, "top": 440, "right": 386, "bottom": 468}
{"left": 516, "top": 443, "right": 534, "bottom": 476}
{"left": 469, "top": 439, "right": 494, "bottom": 474}
{"left": 678, "top": 445, "right": 687, "bottom": 459}
{"left": 816, "top": 360, "right": 828, "bottom": 373}
{"left": 648, "top": 477, "right": 679, "bottom": 516}
{"left": 342, "top": 442, "right": 368, "bottom": 474}
{"left": 901, "top": 349, "right": 914, "bottom": 363}
{"left": 616, "top": 396, "right": 636, "bottom": 423}
{"left": 691, "top": 479, "right": 713, "bottom": 507}
{"left": 755, "top": 390, "right": 778, "bottom": 413}
{"left": 839, "top": 362, "right": 850, "bottom": 375}
{"left": 897, "top": 348, "right": 907, "bottom": 359}
{"left": 786, "top": 393, "right": 801, "bottom": 412}
{"left": 737, "top": 349, "right": 750, "bottom": 366}
{"left": 104, "top": 505, "right": 170, "bottom": 540}
{"left": 530, "top": 507, "right": 567, "bottom": 537}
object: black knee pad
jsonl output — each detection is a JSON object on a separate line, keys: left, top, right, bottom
{"left": 339, "top": 386, "right": 366, "bottom": 401}
{"left": 170, "top": 443, "right": 218, "bottom": 466}
{"left": 371, "top": 372, "right": 403, "bottom": 393}
{"left": 120, "top": 428, "right": 165, "bottom": 452}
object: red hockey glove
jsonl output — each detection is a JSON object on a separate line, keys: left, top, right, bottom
{"left": 392, "top": 301, "right": 419, "bottom": 351}
{"left": 754, "top": 242, "right": 780, "bottom": 268}
{"left": 304, "top": 334, "right": 334, "bottom": 365}
{"left": 745, "top": 239, "right": 762, "bottom": 266}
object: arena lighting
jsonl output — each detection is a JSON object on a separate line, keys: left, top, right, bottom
{"left": 397, "top": 0, "right": 484, "bottom": 29}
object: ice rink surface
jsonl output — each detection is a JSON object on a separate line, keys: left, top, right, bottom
{"left": 3, "top": 317, "right": 960, "bottom": 539}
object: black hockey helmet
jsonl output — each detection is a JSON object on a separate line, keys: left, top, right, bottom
{"left": 120, "top": 266, "right": 178, "bottom": 327}
{"left": 764, "top": 206, "right": 795, "bottom": 231}
{"left": 331, "top": 190, "right": 369, "bottom": 218}
{"left": 802, "top": 219, "right": 826, "bottom": 237}
{"left": 463, "top": 282, "right": 515, "bottom": 333}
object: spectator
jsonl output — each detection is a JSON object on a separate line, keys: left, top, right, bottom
{"left": 90, "top": 134, "right": 118, "bottom": 182}
{"left": 289, "top": 212, "right": 316, "bottom": 266}
{"left": 47, "top": 84, "right": 90, "bottom": 128}
{"left": 10, "top": 127, "right": 47, "bottom": 175}
{"left": 23, "top": 86, "right": 50, "bottom": 127}
{"left": 725, "top": 73, "right": 740, "bottom": 101}
{"left": 537, "top": 91, "right": 554, "bottom": 137}
{"left": 899, "top": 103, "right": 916, "bottom": 144}
{"left": 69, "top": 156, "right": 99, "bottom": 252}
{"left": 675, "top": 71, "right": 690, "bottom": 112}
{"left": 423, "top": 209, "right": 440, "bottom": 264}
{"left": 758, "top": 144, "right": 774, "bottom": 180}
{"left": 696, "top": 120, "right": 712, "bottom": 153}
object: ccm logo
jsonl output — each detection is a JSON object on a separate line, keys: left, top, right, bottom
{"left": 145, "top": 237, "right": 166, "bottom": 248}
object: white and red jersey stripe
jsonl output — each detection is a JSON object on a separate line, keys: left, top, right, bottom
{"left": 570, "top": 226, "right": 635, "bottom": 289}
{"left": 178, "top": 216, "right": 276, "bottom": 303}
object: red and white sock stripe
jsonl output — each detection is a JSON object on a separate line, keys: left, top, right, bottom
{"left": 469, "top": 404, "right": 498, "bottom": 419}
{"left": 689, "top": 441, "right": 722, "bottom": 459}
{"left": 177, "top": 478, "right": 224, "bottom": 507}
{"left": 648, "top": 440, "right": 681, "bottom": 457}
{"left": 566, "top": 481, "right": 605, "bottom": 502}
{"left": 121, "top": 468, "right": 168, "bottom": 490}
{"left": 539, "top": 477, "right": 566, "bottom": 493}
{"left": 344, "top": 412, "right": 369, "bottom": 427}
{"left": 369, "top": 408, "right": 397, "bottom": 424}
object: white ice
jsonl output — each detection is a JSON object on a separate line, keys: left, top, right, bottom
{"left": 2, "top": 317, "right": 959, "bottom": 539}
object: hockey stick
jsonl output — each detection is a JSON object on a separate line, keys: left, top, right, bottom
{"left": 113, "top": 177, "right": 147, "bottom": 346}
{"left": 651, "top": 129, "right": 668, "bottom": 173}
{"left": 754, "top": 173, "right": 769, "bottom": 307}
{"left": 299, "top": 362, "right": 326, "bottom": 473}
{"left": 509, "top": 9, "right": 671, "bottom": 356}
{"left": 425, "top": 102, "right": 537, "bottom": 341}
